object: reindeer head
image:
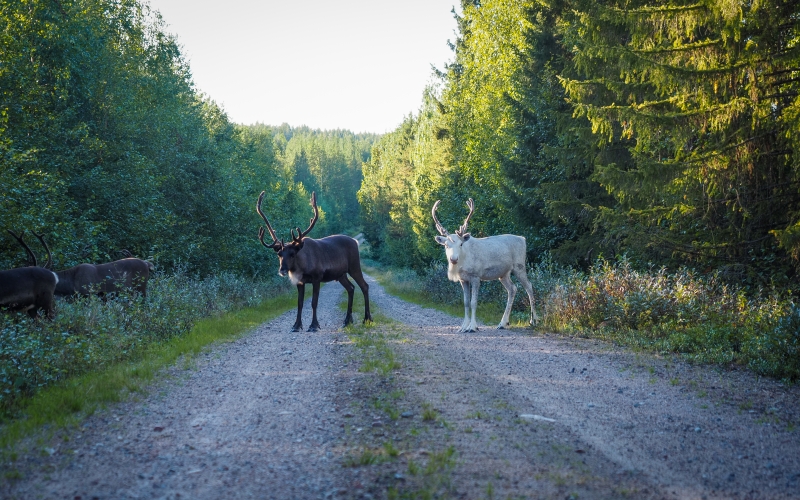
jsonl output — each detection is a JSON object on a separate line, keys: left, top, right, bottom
{"left": 257, "top": 191, "right": 319, "bottom": 278}
{"left": 432, "top": 198, "right": 474, "bottom": 266}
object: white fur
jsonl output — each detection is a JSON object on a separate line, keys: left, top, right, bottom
{"left": 435, "top": 233, "right": 538, "bottom": 332}
{"left": 52, "top": 272, "right": 59, "bottom": 285}
{"left": 288, "top": 270, "right": 303, "bottom": 286}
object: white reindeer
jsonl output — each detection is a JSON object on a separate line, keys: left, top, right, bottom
{"left": 432, "top": 198, "right": 538, "bottom": 333}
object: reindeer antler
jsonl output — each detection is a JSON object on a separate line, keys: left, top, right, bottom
{"left": 456, "top": 198, "right": 475, "bottom": 237}
{"left": 256, "top": 191, "right": 282, "bottom": 250}
{"left": 7, "top": 230, "right": 37, "bottom": 267}
{"left": 431, "top": 200, "right": 450, "bottom": 237}
{"left": 291, "top": 191, "right": 318, "bottom": 243}
{"left": 32, "top": 232, "right": 53, "bottom": 269}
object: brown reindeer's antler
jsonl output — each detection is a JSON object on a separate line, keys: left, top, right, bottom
{"left": 456, "top": 198, "right": 475, "bottom": 237}
{"left": 291, "top": 192, "right": 319, "bottom": 243}
{"left": 7, "top": 230, "right": 38, "bottom": 267}
{"left": 431, "top": 200, "right": 450, "bottom": 237}
{"left": 32, "top": 232, "right": 53, "bottom": 269}
{"left": 256, "top": 191, "right": 282, "bottom": 250}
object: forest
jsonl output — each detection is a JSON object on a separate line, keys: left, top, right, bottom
{"left": 0, "top": 0, "right": 375, "bottom": 275}
{"left": 361, "top": 0, "right": 800, "bottom": 288}
{"left": 0, "top": 0, "right": 798, "bottom": 408}
{"left": 357, "top": 0, "right": 799, "bottom": 380}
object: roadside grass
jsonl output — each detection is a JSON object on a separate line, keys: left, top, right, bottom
{"left": 0, "top": 292, "right": 295, "bottom": 453}
{"left": 363, "top": 259, "right": 800, "bottom": 382}
{"left": 0, "top": 271, "right": 295, "bottom": 414}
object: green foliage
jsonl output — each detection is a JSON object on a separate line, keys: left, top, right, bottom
{"left": 0, "top": 0, "right": 324, "bottom": 275}
{"left": 277, "top": 126, "right": 379, "bottom": 236}
{"left": 744, "top": 303, "right": 800, "bottom": 380}
{"left": 541, "top": 258, "right": 799, "bottom": 380}
{"left": 0, "top": 271, "right": 291, "bottom": 412}
{"left": 363, "top": 0, "right": 800, "bottom": 289}
{"left": 559, "top": 0, "right": 800, "bottom": 280}
{"left": 358, "top": 88, "right": 452, "bottom": 269}
{"left": 371, "top": 259, "right": 800, "bottom": 381}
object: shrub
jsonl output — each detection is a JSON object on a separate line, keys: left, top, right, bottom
{"left": 0, "top": 270, "right": 291, "bottom": 411}
{"left": 376, "top": 256, "right": 800, "bottom": 381}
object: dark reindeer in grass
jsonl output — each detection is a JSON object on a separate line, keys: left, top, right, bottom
{"left": 19, "top": 233, "right": 154, "bottom": 298}
{"left": 257, "top": 191, "right": 371, "bottom": 332}
{"left": 0, "top": 231, "right": 59, "bottom": 319}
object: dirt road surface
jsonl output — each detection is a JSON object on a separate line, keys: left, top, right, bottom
{"left": 2, "top": 274, "right": 798, "bottom": 499}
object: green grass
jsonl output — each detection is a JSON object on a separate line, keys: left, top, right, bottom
{"left": 422, "top": 402, "right": 438, "bottom": 422}
{"left": 340, "top": 288, "right": 404, "bottom": 376}
{"left": 372, "top": 390, "right": 405, "bottom": 420}
{"left": 0, "top": 292, "right": 295, "bottom": 452}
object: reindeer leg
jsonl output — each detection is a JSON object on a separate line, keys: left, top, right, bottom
{"left": 514, "top": 265, "right": 538, "bottom": 326}
{"left": 350, "top": 269, "right": 372, "bottom": 324}
{"left": 498, "top": 273, "right": 517, "bottom": 329}
{"left": 338, "top": 275, "right": 355, "bottom": 327}
{"left": 467, "top": 278, "right": 480, "bottom": 332}
{"left": 308, "top": 281, "right": 321, "bottom": 332}
{"left": 291, "top": 283, "right": 305, "bottom": 332}
{"left": 26, "top": 305, "right": 39, "bottom": 319}
{"left": 459, "top": 280, "right": 471, "bottom": 332}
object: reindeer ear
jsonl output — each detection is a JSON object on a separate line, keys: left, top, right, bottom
{"left": 461, "top": 233, "right": 471, "bottom": 241}
{"left": 435, "top": 235, "right": 447, "bottom": 245}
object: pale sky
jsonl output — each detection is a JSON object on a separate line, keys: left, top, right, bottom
{"left": 146, "top": 0, "right": 459, "bottom": 134}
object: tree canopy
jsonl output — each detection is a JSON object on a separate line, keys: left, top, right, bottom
{"left": 360, "top": 0, "right": 800, "bottom": 288}
{"left": 0, "top": 0, "right": 375, "bottom": 275}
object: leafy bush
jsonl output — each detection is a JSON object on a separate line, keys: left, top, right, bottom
{"left": 743, "top": 303, "right": 800, "bottom": 380}
{"left": 0, "top": 271, "right": 291, "bottom": 411}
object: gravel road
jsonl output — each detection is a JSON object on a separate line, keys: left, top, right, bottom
{"left": 2, "top": 274, "right": 799, "bottom": 499}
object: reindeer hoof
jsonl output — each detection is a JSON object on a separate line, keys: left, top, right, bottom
{"left": 496, "top": 325, "right": 506, "bottom": 330}
{"left": 291, "top": 325, "right": 302, "bottom": 332}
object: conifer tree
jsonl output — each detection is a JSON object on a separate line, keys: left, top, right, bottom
{"left": 560, "top": 0, "right": 800, "bottom": 280}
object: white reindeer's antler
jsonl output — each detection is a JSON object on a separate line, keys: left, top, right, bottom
{"left": 431, "top": 200, "right": 450, "bottom": 237}
{"left": 456, "top": 198, "right": 474, "bottom": 237}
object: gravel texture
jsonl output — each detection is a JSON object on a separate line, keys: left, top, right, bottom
{"left": 1, "top": 273, "right": 799, "bottom": 499}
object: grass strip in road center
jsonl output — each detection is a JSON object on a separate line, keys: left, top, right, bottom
{"left": 338, "top": 293, "right": 459, "bottom": 499}
{"left": 0, "top": 293, "right": 296, "bottom": 454}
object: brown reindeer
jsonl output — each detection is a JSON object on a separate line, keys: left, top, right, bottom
{"left": 28, "top": 234, "right": 154, "bottom": 298}
{"left": 257, "top": 191, "right": 372, "bottom": 332}
{"left": 0, "top": 231, "right": 59, "bottom": 319}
